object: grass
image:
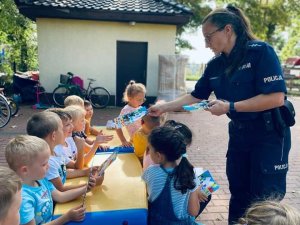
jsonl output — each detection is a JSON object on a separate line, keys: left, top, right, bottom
{"left": 186, "top": 74, "right": 200, "bottom": 81}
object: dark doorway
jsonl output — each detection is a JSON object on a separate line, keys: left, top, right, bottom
{"left": 116, "top": 41, "right": 148, "bottom": 106}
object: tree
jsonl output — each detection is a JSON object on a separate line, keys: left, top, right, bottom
{"left": 0, "top": 0, "right": 37, "bottom": 76}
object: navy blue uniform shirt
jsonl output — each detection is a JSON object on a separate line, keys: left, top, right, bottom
{"left": 191, "top": 40, "right": 286, "bottom": 120}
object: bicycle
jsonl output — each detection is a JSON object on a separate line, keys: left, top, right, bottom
{"left": 52, "top": 72, "right": 110, "bottom": 109}
{"left": 0, "top": 87, "right": 19, "bottom": 117}
{"left": 0, "top": 93, "right": 11, "bottom": 128}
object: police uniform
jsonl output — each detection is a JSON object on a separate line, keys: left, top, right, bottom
{"left": 191, "top": 40, "right": 291, "bottom": 224}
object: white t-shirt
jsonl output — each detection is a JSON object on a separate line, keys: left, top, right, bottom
{"left": 54, "top": 137, "right": 77, "bottom": 161}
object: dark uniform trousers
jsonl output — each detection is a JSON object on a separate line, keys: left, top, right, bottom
{"left": 226, "top": 117, "right": 291, "bottom": 224}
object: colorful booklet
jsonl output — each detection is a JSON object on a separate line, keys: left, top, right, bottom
{"left": 113, "top": 106, "right": 148, "bottom": 128}
{"left": 182, "top": 100, "right": 209, "bottom": 111}
{"left": 196, "top": 170, "right": 219, "bottom": 196}
{"left": 82, "top": 150, "right": 119, "bottom": 206}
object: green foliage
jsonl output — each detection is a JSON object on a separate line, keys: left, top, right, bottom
{"left": 0, "top": 0, "right": 38, "bottom": 76}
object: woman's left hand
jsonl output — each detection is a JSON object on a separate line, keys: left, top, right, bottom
{"left": 207, "top": 99, "right": 229, "bottom": 116}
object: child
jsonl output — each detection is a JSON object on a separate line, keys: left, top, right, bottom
{"left": 238, "top": 200, "right": 300, "bottom": 225}
{"left": 64, "top": 105, "right": 113, "bottom": 167}
{"left": 142, "top": 126, "right": 207, "bottom": 225}
{"left": 143, "top": 120, "right": 192, "bottom": 171}
{"left": 46, "top": 108, "right": 102, "bottom": 191}
{"left": 116, "top": 80, "right": 146, "bottom": 147}
{"left": 84, "top": 100, "right": 100, "bottom": 136}
{"left": 130, "top": 114, "right": 161, "bottom": 164}
{"left": 0, "top": 166, "right": 22, "bottom": 225}
{"left": 64, "top": 95, "right": 84, "bottom": 107}
{"left": 5, "top": 135, "right": 90, "bottom": 225}
{"left": 164, "top": 120, "right": 211, "bottom": 217}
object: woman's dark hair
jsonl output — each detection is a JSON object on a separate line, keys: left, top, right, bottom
{"left": 164, "top": 120, "right": 192, "bottom": 146}
{"left": 148, "top": 126, "right": 195, "bottom": 194}
{"left": 202, "top": 5, "right": 257, "bottom": 75}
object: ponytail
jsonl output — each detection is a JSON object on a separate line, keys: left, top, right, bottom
{"left": 148, "top": 127, "right": 196, "bottom": 194}
{"left": 202, "top": 5, "right": 257, "bottom": 75}
{"left": 174, "top": 156, "right": 196, "bottom": 194}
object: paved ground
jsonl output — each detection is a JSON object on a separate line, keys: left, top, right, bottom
{"left": 0, "top": 97, "right": 299, "bottom": 225}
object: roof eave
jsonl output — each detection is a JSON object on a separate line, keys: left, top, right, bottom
{"left": 18, "top": 5, "right": 192, "bottom": 26}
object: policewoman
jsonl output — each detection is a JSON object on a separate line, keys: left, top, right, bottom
{"left": 149, "top": 5, "right": 291, "bottom": 225}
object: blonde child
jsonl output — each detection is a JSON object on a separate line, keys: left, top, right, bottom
{"left": 46, "top": 108, "right": 103, "bottom": 191}
{"left": 84, "top": 100, "right": 100, "bottom": 135}
{"left": 5, "top": 135, "right": 90, "bottom": 225}
{"left": 64, "top": 95, "right": 84, "bottom": 107}
{"left": 142, "top": 126, "right": 207, "bottom": 225}
{"left": 131, "top": 114, "right": 161, "bottom": 164}
{"left": 0, "top": 166, "right": 22, "bottom": 225}
{"left": 238, "top": 200, "right": 300, "bottom": 225}
{"left": 64, "top": 105, "right": 113, "bottom": 167}
{"left": 116, "top": 80, "right": 146, "bottom": 147}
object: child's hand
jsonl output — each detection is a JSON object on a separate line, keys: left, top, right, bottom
{"left": 87, "top": 176, "right": 96, "bottom": 191}
{"left": 121, "top": 140, "right": 132, "bottom": 147}
{"left": 196, "top": 186, "right": 209, "bottom": 202}
{"left": 99, "top": 145, "right": 109, "bottom": 151}
{"left": 95, "top": 174, "right": 105, "bottom": 186}
{"left": 67, "top": 205, "right": 86, "bottom": 222}
{"left": 73, "top": 136, "right": 85, "bottom": 151}
{"left": 94, "top": 133, "right": 114, "bottom": 144}
{"left": 83, "top": 166, "right": 100, "bottom": 176}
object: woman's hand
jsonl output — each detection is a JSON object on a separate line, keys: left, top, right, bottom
{"left": 148, "top": 103, "right": 166, "bottom": 116}
{"left": 207, "top": 99, "right": 229, "bottom": 116}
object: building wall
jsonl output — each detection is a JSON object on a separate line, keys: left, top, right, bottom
{"left": 36, "top": 18, "right": 176, "bottom": 100}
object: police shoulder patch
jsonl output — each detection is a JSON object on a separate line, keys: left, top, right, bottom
{"left": 247, "top": 41, "right": 266, "bottom": 51}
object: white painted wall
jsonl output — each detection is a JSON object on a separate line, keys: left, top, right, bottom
{"left": 36, "top": 18, "right": 176, "bottom": 99}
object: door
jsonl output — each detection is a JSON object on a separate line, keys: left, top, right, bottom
{"left": 116, "top": 41, "right": 148, "bottom": 106}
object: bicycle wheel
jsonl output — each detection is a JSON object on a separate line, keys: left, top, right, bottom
{"left": 52, "top": 86, "right": 71, "bottom": 107}
{"left": 0, "top": 95, "right": 11, "bottom": 128}
{"left": 88, "top": 87, "right": 110, "bottom": 109}
{"left": 7, "top": 98, "right": 19, "bottom": 116}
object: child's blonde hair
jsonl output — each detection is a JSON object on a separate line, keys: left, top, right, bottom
{"left": 238, "top": 200, "right": 300, "bottom": 225}
{"left": 27, "top": 111, "right": 61, "bottom": 139}
{"left": 46, "top": 108, "right": 72, "bottom": 122}
{"left": 123, "top": 80, "right": 146, "bottom": 103}
{"left": 0, "top": 166, "right": 21, "bottom": 220}
{"left": 64, "top": 95, "right": 84, "bottom": 107}
{"left": 64, "top": 105, "right": 86, "bottom": 123}
{"left": 5, "top": 135, "right": 49, "bottom": 172}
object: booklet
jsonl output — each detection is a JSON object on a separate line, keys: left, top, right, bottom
{"left": 195, "top": 170, "right": 219, "bottom": 196}
{"left": 182, "top": 100, "right": 209, "bottom": 111}
{"left": 82, "top": 150, "right": 119, "bottom": 206}
{"left": 97, "top": 150, "right": 118, "bottom": 176}
{"left": 113, "top": 106, "right": 148, "bottom": 128}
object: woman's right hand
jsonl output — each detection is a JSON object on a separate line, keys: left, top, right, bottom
{"left": 148, "top": 103, "right": 165, "bottom": 116}
{"left": 67, "top": 205, "right": 85, "bottom": 221}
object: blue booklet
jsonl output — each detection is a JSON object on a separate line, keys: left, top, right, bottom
{"left": 183, "top": 100, "right": 209, "bottom": 111}
{"left": 196, "top": 170, "right": 219, "bottom": 196}
{"left": 113, "top": 106, "right": 148, "bottom": 128}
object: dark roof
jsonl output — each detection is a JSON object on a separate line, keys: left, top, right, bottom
{"left": 15, "top": 0, "right": 193, "bottom": 25}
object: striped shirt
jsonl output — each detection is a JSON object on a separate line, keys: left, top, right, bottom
{"left": 142, "top": 164, "right": 197, "bottom": 219}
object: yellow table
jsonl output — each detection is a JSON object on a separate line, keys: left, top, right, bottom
{"left": 53, "top": 128, "right": 148, "bottom": 225}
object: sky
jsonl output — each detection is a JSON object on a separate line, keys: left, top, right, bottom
{"left": 180, "top": 28, "right": 215, "bottom": 64}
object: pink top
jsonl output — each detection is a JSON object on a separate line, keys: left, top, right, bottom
{"left": 120, "top": 105, "right": 142, "bottom": 137}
